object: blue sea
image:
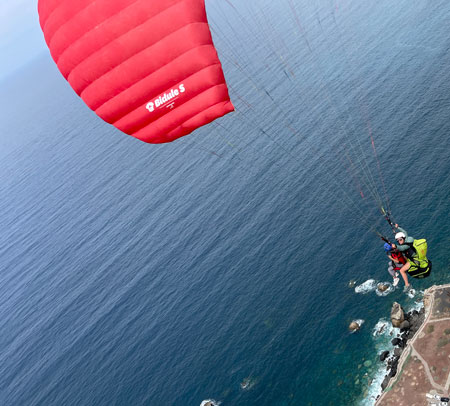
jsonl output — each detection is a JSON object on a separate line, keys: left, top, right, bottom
{"left": 1, "top": 1, "right": 449, "bottom": 405}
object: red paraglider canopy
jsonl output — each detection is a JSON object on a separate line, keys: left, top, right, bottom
{"left": 38, "top": 0, "right": 234, "bottom": 143}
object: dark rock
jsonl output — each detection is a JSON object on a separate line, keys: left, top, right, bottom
{"left": 391, "top": 338, "right": 401, "bottom": 346}
{"left": 399, "top": 320, "right": 410, "bottom": 331}
{"left": 381, "top": 375, "right": 390, "bottom": 390}
{"left": 410, "top": 314, "right": 419, "bottom": 325}
{"left": 388, "top": 356, "right": 399, "bottom": 369}
{"left": 387, "top": 355, "right": 398, "bottom": 367}
{"left": 394, "top": 347, "right": 402, "bottom": 357}
{"left": 380, "top": 350, "right": 389, "bottom": 362}
{"left": 388, "top": 366, "right": 397, "bottom": 377}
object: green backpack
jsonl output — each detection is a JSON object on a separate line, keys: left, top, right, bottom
{"left": 407, "top": 239, "right": 431, "bottom": 279}
{"left": 413, "top": 239, "right": 428, "bottom": 260}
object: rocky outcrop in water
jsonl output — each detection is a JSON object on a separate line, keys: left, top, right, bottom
{"left": 377, "top": 283, "right": 389, "bottom": 292}
{"left": 349, "top": 321, "right": 361, "bottom": 332}
{"left": 390, "top": 302, "right": 405, "bottom": 328}
{"left": 379, "top": 350, "right": 389, "bottom": 362}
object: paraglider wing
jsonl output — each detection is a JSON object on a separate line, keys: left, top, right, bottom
{"left": 38, "top": 0, "right": 234, "bottom": 143}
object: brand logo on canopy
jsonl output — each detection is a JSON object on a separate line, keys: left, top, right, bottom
{"left": 146, "top": 84, "right": 186, "bottom": 113}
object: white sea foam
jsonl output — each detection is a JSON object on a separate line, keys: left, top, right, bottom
{"left": 355, "top": 279, "right": 400, "bottom": 296}
{"left": 240, "top": 377, "right": 257, "bottom": 390}
{"left": 200, "top": 400, "right": 220, "bottom": 406}
{"left": 406, "top": 289, "right": 416, "bottom": 299}
{"left": 372, "top": 319, "right": 390, "bottom": 338}
{"left": 355, "top": 279, "right": 377, "bottom": 294}
{"left": 359, "top": 367, "right": 388, "bottom": 406}
{"left": 358, "top": 319, "right": 399, "bottom": 405}
{"left": 406, "top": 292, "right": 425, "bottom": 313}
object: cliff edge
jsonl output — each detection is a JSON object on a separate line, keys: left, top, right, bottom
{"left": 375, "top": 284, "right": 450, "bottom": 406}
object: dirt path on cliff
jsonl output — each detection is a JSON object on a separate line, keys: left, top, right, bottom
{"left": 375, "top": 284, "right": 450, "bottom": 406}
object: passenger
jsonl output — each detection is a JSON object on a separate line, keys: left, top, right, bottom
{"left": 383, "top": 243, "right": 405, "bottom": 286}
{"left": 391, "top": 224, "right": 414, "bottom": 292}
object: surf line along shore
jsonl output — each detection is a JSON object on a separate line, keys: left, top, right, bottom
{"left": 375, "top": 284, "right": 450, "bottom": 406}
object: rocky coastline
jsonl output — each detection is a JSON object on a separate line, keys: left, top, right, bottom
{"left": 374, "top": 284, "right": 450, "bottom": 406}
{"left": 378, "top": 304, "right": 426, "bottom": 393}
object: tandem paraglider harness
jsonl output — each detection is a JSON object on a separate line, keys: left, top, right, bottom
{"left": 380, "top": 216, "right": 432, "bottom": 280}
{"left": 404, "top": 239, "right": 432, "bottom": 279}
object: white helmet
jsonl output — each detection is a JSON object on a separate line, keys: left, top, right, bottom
{"left": 395, "top": 232, "right": 406, "bottom": 241}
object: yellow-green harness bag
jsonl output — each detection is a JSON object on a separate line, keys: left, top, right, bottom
{"left": 407, "top": 239, "right": 432, "bottom": 278}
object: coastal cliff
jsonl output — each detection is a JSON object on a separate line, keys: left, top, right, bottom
{"left": 375, "top": 284, "right": 450, "bottom": 405}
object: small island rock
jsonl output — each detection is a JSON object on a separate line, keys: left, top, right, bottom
{"left": 349, "top": 321, "right": 361, "bottom": 332}
{"left": 378, "top": 283, "right": 389, "bottom": 292}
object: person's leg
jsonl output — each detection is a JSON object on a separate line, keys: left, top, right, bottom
{"left": 387, "top": 265, "right": 395, "bottom": 277}
{"left": 399, "top": 262, "right": 411, "bottom": 286}
{"left": 392, "top": 267, "right": 400, "bottom": 286}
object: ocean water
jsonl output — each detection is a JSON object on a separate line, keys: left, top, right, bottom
{"left": 1, "top": 1, "right": 449, "bottom": 405}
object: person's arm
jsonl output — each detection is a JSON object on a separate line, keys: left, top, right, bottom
{"left": 394, "top": 242, "right": 410, "bottom": 252}
{"left": 396, "top": 226, "right": 409, "bottom": 239}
